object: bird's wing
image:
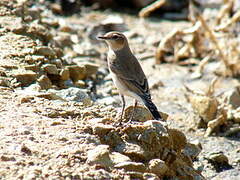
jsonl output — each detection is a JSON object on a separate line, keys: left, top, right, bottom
{"left": 124, "top": 77, "right": 151, "bottom": 99}
{"left": 109, "top": 57, "right": 151, "bottom": 98}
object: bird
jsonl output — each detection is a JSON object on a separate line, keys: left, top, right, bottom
{"left": 97, "top": 31, "right": 163, "bottom": 124}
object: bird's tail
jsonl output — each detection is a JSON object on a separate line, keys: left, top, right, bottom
{"left": 140, "top": 95, "right": 163, "bottom": 120}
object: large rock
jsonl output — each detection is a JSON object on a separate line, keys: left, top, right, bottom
{"left": 170, "top": 158, "right": 205, "bottom": 180}
{"left": 92, "top": 123, "right": 123, "bottom": 148}
{"left": 124, "top": 106, "right": 169, "bottom": 122}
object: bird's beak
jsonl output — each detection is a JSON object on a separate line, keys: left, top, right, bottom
{"left": 97, "top": 36, "right": 110, "bottom": 40}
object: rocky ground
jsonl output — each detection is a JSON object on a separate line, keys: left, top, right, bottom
{"left": 0, "top": 0, "right": 240, "bottom": 179}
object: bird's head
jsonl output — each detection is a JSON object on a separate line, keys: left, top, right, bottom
{"left": 97, "top": 31, "right": 128, "bottom": 51}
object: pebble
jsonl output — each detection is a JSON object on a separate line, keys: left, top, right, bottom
{"left": 1, "top": 155, "right": 16, "bottom": 161}
{"left": 42, "top": 64, "right": 58, "bottom": 75}
{"left": 53, "top": 32, "right": 73, "bottom": 47}
{"left": 98, "top": 97, "right": 117, "bottom": 106}
{"left": 183, "top": 140, "right": 202, "bottom": 159}
{"left": 109, "top": 152, "right": 131, "bottom": 165}
{"left": 92, "top": 123, "right": 114, "bottom": 137}
{"left": 86, "top": 145, "right": 113, "bottom": 168}
{"left": 24, "top": 64, "right": 39, "bottom": 72}
{"left": 35, "top": 46, "right": 56, "bottom": 58}
{"left": 25, "top": 55, "right": 45, "bottom": 64}
{"left": 37, "top": 75, "right": 52, "bottom": 89}
{"left": 223, "top": 86, "right": 240, "bottom": 109}
{"left": 59, "top": 68, "right": 70, "bottom": 81}
{"left": 207, "top": 152, "right": 229, "bottom": 164}
{"left": 12, "top": 70, "right": 37, "bottom": 86}
{"left": 82, "top": 62, "right": 99, "bottom": 77}
{"left": 124, "top": 106, "right": 152, "bottom": 122}
{"left": 67, "top": 65, "right": 86, "bottom": 82}
{"left": 74, "top": 80, "right": 86, "bottom": 88}
{"left": 114, "top": 161, "right": 146, "bottom": 172}
{"left": 21, "top": 144, "right": 32, "bottom": 155}
{"left": 189, "top": 95, "right": 218, "bottom": 123}
{"left": 169, "top": 128, "right": 187, "bottom": 153}
{"left": 148, "top": 159, "right": 169, "bottom": 176}
{"left": 51, "top": 87, "right": 92, "bottom": 106}
{"left": 143, "top": 173, "right": 160, "bottom": 180}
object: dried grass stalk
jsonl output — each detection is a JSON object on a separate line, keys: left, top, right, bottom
{"left": 139, "top": 0, "right": 166, "bottom": 18}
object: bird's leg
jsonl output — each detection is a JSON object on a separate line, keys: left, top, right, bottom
{"left": 128, "top": 99, "right": 137, "bottom": 123}
{"left": 118, "top": 95, "right": 125, "bottom": 125}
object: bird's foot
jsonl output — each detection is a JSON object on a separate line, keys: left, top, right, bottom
{"left": 125, "top": 119, "right": 132, "bottom": 125}
{"left": 113, "top": 120, "right": 122, "bottom": 127}
{"left": 113, "top": 114, "right": 124, "bottom": 126}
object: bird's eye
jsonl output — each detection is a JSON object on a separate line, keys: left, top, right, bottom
{"left": 112, "top": 35, "right": 119, "bottom": 39}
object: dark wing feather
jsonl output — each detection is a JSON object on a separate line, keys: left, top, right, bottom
{"left": 127, "top": 78, "right": 150, "bottom": 98}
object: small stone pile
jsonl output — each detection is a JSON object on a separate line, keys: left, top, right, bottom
{"left": 0, "top": 0, "right": 99, "bottom": 90}
{"left": 87, "top": 119, "right": 204, "bottom": 179}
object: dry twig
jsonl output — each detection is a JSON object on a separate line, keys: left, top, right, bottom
{"left": 190, "top": 56, "right": 210, "bottom": 79}
{"left": 215, "top": 10, "right": 240, "bottom": 31}
{"left": 139, "top": 0, "right": 166, "bottom": 18}
{"left": 216, "top": 0, "right": 234, "bottom": 25}
{"left": 206, "top": 77, "right": 218, "bottom": 97}
{"left": 197, "top": 15, "right": 231, "bottom": 76}
{"left": 155, "top": 21, "right": 203, "bottom": 64}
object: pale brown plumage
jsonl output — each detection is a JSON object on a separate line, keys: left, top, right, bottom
{"left": 98, "top": 31, "right": 162, "bottom": 124}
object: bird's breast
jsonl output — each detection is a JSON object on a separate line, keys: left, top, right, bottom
{"left": 109, "top": 70, "right": 142, "bottom": 102}
{"left": 107, "top": 49, "right": 116, "bottom": 61}
{"left": 109, "top": 70, "right": 126, "bottom": 93}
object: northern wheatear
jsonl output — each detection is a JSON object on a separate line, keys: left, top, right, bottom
{"left": 97, "top": 31, "right": 162, "bottom": 124}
